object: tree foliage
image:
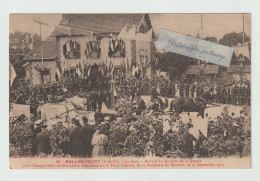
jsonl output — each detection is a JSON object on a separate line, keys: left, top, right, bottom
{"left": 157, "top": 52, "right": 191, "bottom": 80}
{"left": 218, "top": 32, "right": 250, "bottom": 47}
{"left": 9, "top": 31, "right": 41, "bottom": 78}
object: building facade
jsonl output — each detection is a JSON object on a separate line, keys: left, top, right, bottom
{"left": 23, "top": 40, "right": 57, "bottom": 86}
{"left": 24, "top": 14, "right": 156, "bottom": 85}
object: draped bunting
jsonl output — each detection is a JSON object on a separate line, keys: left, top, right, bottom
{"left": 233, "top": 44, "right": 250, "bottom": 61}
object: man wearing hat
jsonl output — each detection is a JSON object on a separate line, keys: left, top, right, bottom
{"left": 81, "top": 116, "right": 95, "bottom": 157}
{"left": 35, "top": 124, "right": 52, "bottom": 155}
{"left": 94, "top": 106, "right": 104, "bottom": 125}
{"left": 32, "top": 120, "right": 42, "bottom": 155}
{"left": 69, "top": 117, "right": 84, "bottom": 157}
{"left": 124, "top": 126, "right": 139, "bottom": 156}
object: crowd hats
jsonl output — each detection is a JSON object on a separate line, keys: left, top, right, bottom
{"left": 104, "top": 116, "right": 110, "bottom": 121}
{"left": 82, "top": 116, "right": 88, "bottom": 123}
{"left": 72, "top": 118, "right": 81, "bottom": 126}
{"left": 41, "top": 124, "right": 48, "bottom": 128}
{"left": 35, "top": 119, "right": 42, "bottom": 125}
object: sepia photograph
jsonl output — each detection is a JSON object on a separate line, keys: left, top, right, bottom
{"left": 9, "top": 13, "right": 251, "bottom": 169}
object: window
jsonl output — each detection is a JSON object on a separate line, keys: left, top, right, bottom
{"left": 70, "top": 68, "right": 76, "bottom": 79}
{"left": 63, "top": 40, "right": 81, "bottom": 59}
{"left": 85, "top": 37, "right": 101, "bottom": 59}
{"left": 139, "top": 24, "right": 148, "bottom": 34}
{"left": 108, "top": 39, "right": 125, "bottom": 58}
{"left": 42, "top": 69, "right": 51, "bottom": 84}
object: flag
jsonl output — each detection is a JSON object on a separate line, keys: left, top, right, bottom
{"left": 10, "top": 63, "right": 16, "bottom": 87}
{"left": 136, "top": 64, "right": 139, "bottom": 75}
{"left": 109, "top": 62, "right": 114, "bottom": 74}
{"left": 32, "top": 19, "right": 48, "bottom": 26}
{"left": 157, "top": 85, "right": 161, "bottom": 94}
{"left": 113, "top": 89, "right": 117, "bottom": 96}
{"left": 117, "top": 24, "right": 128, "bottom": 39}
{"left": 132, "top": 65, "right": 136, "bottom": 76}
{"left": 66, "top": 41, "right": 71, "bottom": 53}
{"left": 233, "top": 45, "right": 250, "bottom": 60}
{"left": 127, "top": 24, "right": 136, "bottom": 40}
{"left": 126, "top": 58, "right": 130, "bottom": 72}
{"left": 87, "top": 64, "right": 91, "bottom": 77}
{"left": 78, "top": 61, "right": 83, "bottom": 76}
{"left": 123, "top": 60, "right": 126, "bottom": 73}
{"left": 56, "top": 66, "right": 61, "bottom": 79}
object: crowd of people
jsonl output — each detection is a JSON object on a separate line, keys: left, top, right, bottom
{"left": 10, "top": 76, "right": 113, "bottom": 115}
{"left": 114, "top": 75, "right": 251, "bottom": 106}
{"left": 9, "top": 68, "right": 251, "bottom": 158}
{"left": 9, "top": 99, "right": 251, "bottom": 158}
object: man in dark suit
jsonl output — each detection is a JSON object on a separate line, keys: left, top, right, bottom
{"left": 32, "top": 120, "right": 42, "bottom": 155}
{"left": 81, "top": 116, "right": 95, "bottom": 157}
{"left": 35, "top": 124, "right": 52, "bottom": 155}
{"left": 94, "top": 106, "right": 104, "bottom": 125}
{"left": 69, "top": 118, "right": 84, "bottom": 157}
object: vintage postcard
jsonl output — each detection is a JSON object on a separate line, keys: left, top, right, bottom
{"left": 9, "top": 13, "right": 251, "bottom": 169}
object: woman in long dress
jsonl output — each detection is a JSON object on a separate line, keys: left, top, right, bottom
{"left": 91, "top": 127, "right": 108, "bottom": 157}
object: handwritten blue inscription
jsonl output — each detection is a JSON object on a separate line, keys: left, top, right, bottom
{"left": 156, "top": 29, "right": 233, "bottom": 67}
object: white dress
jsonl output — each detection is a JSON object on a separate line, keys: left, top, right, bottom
{"left": 91, "top": 133, "right": 108, "bottom": 157}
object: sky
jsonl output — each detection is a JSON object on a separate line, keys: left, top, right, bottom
{"left": 9, "top": 13, "right": 250, "bottom": 41}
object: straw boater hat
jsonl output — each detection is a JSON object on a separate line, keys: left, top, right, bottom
{"left": 82, "top": 116, "right": 88, "bottom": 123}
{"left": 35, "top": 119, "right": 42, "bottom": 125}
{"left": 104, "top": 116, "right": 110, "bottom": 121}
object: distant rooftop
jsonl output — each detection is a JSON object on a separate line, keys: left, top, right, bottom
{"left": 23, "top": 40, "right": 57, "bottom": 61}
{"left": 185, "top": 65, "right": 219, "bottom": 74}
{"left": 51, "top": 14, "right": 147, "bottom": 36}
{"left": 227, "top": 65, "right": 251, "bottom": 73}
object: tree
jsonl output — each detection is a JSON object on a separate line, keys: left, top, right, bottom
{"left": 218, "top": 32, "right": 250, "bottom": 47}
{"left": 157, "top": 52, "right": 190, "bottom": 80}
{"left": 204, "top": 36, "right": 217, "bottom": 43}
{"left": 32, "top": 33, "right": 41, "bottom": 48}
{"left": 219, "top": 32, "right": 251, "bottom": 65}
{"left": 9, "top": 31, "right": 41, "bottom": 78}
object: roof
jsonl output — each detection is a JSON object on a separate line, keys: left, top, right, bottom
{"left": 51, "top": 14, "right": 145, "bottom": 36}
{"left": 227, "top": 65, "right": 251, "bottom": 73}
{"left": 23, "top": 40, "right": 57, "bottom": 61}
{"left": 185, "top": 65, "right": 219, "bottom": 75}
